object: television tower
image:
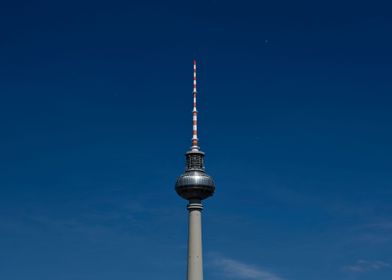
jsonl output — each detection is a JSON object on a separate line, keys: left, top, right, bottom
{"left": 175, "top": 60, "right": 216, "bottom": 280}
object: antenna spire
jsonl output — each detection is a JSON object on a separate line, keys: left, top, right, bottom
{"left": 191, "top": 59, "right": 199, "bottom": 150}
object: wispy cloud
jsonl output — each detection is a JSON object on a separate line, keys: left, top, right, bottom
{"left": 359, "top": 221, "right": 392, "bottom": 231}
{"left": 354, "top": 220, "right": 392, "bottom": 244}
{"left": 344, "top": 260, "right": 391, "bottom": 273}
{"left": 209, "top": 255, "right": 284, "bottom": 280}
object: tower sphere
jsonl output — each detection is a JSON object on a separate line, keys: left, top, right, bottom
{"left": 175, "top": 149, "right": 215, "bottom": 200}
{"left": 175, "top": 169, "right": 215, "bottom": 200}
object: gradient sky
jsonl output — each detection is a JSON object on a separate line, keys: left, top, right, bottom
{"left": 1, "top": 1, "right": 391, "bottom": 280}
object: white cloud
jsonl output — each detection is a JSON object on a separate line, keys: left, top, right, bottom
{"left": 344, "top": 260, "right": 391, "bottom": 273}
{"left": 210, "top": 255, "right": 284, "bottom": 280}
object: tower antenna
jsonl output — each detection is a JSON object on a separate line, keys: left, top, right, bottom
{"left": 192, "top": 59, "right": 199, "bottom": 150}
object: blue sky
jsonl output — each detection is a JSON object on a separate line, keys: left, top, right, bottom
{"left": 1, "top": 1, "right": 391, "bottom": 280}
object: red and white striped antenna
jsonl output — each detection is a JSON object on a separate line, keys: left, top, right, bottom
{"left": 191, "top": 59, "right": 199, "bottom": 150}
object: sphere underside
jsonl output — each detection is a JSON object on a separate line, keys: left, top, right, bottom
{"left": 175, "top": 170, "right": 215, "bottom": 200}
